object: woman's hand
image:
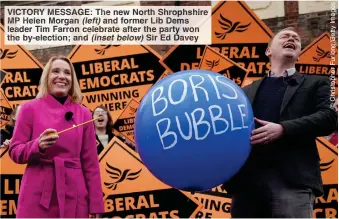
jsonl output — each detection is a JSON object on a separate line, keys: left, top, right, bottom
{"left": 2, "top": 139, "right": 11, "bottom": 148}
{"left": 38, "top": 129, "right": 59, "bottom": 151}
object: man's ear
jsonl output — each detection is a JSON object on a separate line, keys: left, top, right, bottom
{"left": 265, "top": 47, "right": 271, "bottom": 57}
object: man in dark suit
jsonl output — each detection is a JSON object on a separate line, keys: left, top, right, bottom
{"left": 223, "top": 27, "right": 338, "bottom": 218}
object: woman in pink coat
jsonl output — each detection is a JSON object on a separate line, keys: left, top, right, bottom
{"left": 9, "top": 56, "right": 104, "bottom": 218}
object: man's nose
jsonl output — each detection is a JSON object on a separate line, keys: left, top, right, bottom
{"left": 287, "top": 36, "right": 295, "bottom": 41}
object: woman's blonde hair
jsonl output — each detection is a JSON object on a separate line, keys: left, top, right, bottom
{"left": 36, "top": 55, "right": 83, "bottom": 103}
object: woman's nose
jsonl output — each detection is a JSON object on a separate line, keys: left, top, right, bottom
{"left": 58, "top": 71, "right": 67, "bottom": 79}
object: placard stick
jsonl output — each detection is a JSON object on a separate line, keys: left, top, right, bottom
{"left": 48, "top": 117, "right": 101, "bottom": 136}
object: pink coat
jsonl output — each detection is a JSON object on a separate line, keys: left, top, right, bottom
{"left": 9, "top": 93, "right": 104, "bottom": 218}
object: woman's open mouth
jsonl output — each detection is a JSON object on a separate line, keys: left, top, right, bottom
{"left": 97, "top": 116, "right": 104, "bottom": 122}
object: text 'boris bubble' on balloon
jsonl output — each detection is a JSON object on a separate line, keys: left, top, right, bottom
{"left": 135, "top": 69, "right": 254, "bottom": 192}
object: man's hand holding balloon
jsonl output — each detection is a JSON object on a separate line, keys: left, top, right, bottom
{"left": 134, "top": 70, "right": 254, "bottom": 192}
{"left": 250, "top": 118, "right": 284, "bottom": 145}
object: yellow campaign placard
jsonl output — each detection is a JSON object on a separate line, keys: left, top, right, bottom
{"left": 98, "top": 137, "right": 202, "bottom": 218}
{"left": 160, "top": 0, "right": 273, "bottom": 85}
{"left": 113, "top": 99, "right": 139, "bottom": 146}
{"left": 199, "top": 46, "right": 249, "bottom": 87}
{"left": 313, "top": 137, "right": 338, "bottom": 218}
{"left": 0, "top": 24, "right": 43, "bottom": 109}
{"left": 296, "top": 32, "right": 338, "bottom": 94}
{"left": 68, "top": 45, "right": 166, "bottom": 122}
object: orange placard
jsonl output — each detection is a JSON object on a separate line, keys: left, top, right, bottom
{"left": 212, "top": 2, "right": 271, "bottom": 44}
{"left": 297, "top": 33, "right": 338, "bottom": 66}
{"left": 158, "top": 71, "right": 171, "bottom": 81}
{"left": 68, "top": 45, "right": 166, "bottom": 121}
{"left": 113, "top": 99, "right": 139, "bottom": 146}
{"left": 0, "top": 88, "right": 12, "bottom": 128}
{"left": 0, "top": 69, "right": 6, "bottom": 87}
{"left": 0, "top": 24, "right": 43, "bottom": 109}
{"left": 313, "top": 137, "right": 338, "bottom": 218}
{"left": 199, "top": 46, "right": 249, "bottom": 87}
{"left": 1, "top": 69, "right": 12, "bottom": 129}
{"left": 98, "top": 137, "right": 202, "bottom": 218}
{"left": 160, "top": 1, "right": 273, "bottom": 83}
{"left": 191, "top": 185, "right": 232, "bottom": 218}
{"left": 0, "top": 138, "right": 26, "bottom": 217}
{"left": 296, "top": 32, "right": 338, "bottom": 94}
{"left": 0, "top": 66, "right": 25, "bottom": 217}
{"left": 317, "top": 137, "right": 338, "bottom": 185}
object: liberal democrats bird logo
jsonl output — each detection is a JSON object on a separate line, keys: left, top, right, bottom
{"left": 320, "top": 158, "right": 335, "bottom": 171}
{"left": 0, "top": 49, "right": 18, "bottom": 59}
{"left": 104, "top": 162, "right": 142, "bottom": 190}
{"left": 313, "top": 46, "right": 331, "bottom": 62}
{"left": 215, "top": 14, "right": 251, "bottom": 40}
{"left": 94, "top": 45, "right": 120, "bottom": 55}
{"left": 129, "top": 106, "right": 137, "bottom": 116}
{"left": 205, "top": 59, "right": 220, "bottom": 70}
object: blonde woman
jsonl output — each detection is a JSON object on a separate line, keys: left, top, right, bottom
{"left": 9, "top": 56, "right": 104, "bottom": 218}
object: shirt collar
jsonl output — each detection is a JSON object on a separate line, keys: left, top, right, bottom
{"left": 269, "top": 67, "right": 296, "bottom": 77}
{"left": 285, "top": 67, "right": 296, "bottom": 76}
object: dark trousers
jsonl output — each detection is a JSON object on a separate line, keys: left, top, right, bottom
{"left": 230, "top": 168, "right": 315, "bottom": 218}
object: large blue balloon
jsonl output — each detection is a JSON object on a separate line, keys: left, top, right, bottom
{"left": 135, "top": 69, "right": 254, "bottom": 192}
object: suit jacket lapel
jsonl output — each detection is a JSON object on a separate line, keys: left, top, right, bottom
{"left": 246, "top": 78, "right": 265, "bottom": 104}
{"left": 280, "top": 72, "right": 305, "bottom": 115}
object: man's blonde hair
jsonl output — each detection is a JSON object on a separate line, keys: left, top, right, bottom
{"left": 36, "top": 55, "right": 83, "bottom": 103}
{"left": 268, "top": 27, "right": 299, "bottom": 46}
